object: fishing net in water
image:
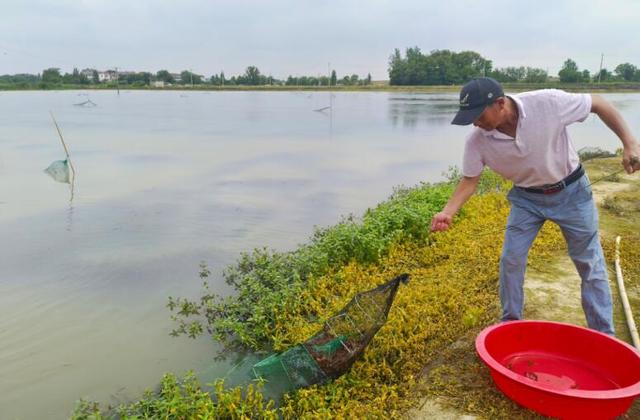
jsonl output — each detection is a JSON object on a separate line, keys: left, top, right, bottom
{"left": 74, "top": 99, "right": 98, "bottom": 107}
{"left": 44, "top": 159, "right": 70, "bottom": 184}
{"left": 252, "top": 273, "right": 409, "bottom": 393}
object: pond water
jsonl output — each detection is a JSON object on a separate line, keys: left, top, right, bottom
{"left": 0, "top": 90, "right": 637, "bottom": 418}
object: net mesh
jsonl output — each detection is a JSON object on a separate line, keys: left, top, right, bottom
{"left": 252, "top": 273, "right": 409, "bottom": 392}
{"left": 44, "top": 159, "right": 70, "bottom": 184}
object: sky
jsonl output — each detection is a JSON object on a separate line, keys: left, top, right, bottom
{"left": 1, "top": 0, "right": 639, "bottom": 80}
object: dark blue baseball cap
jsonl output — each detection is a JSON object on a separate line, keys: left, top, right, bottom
{"left": 451, "top": 77, "right": 504, "bottom": 125}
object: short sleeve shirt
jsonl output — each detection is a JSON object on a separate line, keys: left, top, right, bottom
{"left": 462, "top": 89, "right": 592, "bottom": 187}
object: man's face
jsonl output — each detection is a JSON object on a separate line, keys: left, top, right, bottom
{"left": 473, "top": 98, "right": 505, "bottom": 131}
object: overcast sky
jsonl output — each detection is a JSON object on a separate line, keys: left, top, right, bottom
{"left": 1, "top": 0, "right": 638, "bottom": 80}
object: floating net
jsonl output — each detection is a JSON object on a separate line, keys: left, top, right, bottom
{"left": 252, "top": 273, "right": 409, "bottom": 393}
{"left": 44, "top": 159, "right": 70, "bottom": 184}
{"left": 73, "top": 99, "right": 98, "bottom": 107}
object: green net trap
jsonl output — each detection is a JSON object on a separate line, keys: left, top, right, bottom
{"left": 252, "top": 273, "right": 409, "bottom": 392}
{"left": 44, "top": 159, "right": 71, "bottom": 184}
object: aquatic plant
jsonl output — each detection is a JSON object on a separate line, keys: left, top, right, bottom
{"left": 71, "top": 373, "right": 278, "bottom": 419}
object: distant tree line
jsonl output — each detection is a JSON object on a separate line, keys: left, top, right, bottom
{"left": 0, "top": 73, "right": 40, "bottom": 85}
{"left": 0, "top": 66, "right": 373, "bottom": 88}
{"left": 2, "top": 55, "right": 640, "bottom": 89}
{"left": 285, "top": 70, "right": 372, "bottom": 86}
{"left": 388, "top": 47, "right": 640, "bottom": 85}
{"left": 387, "top": 47, "right": 547, "bottom": 85}
{"left": 490, "top": 67, "right": 549, "bottom": 83}
{"left": 558, "top": 59, "right": 640, "bottom": 83}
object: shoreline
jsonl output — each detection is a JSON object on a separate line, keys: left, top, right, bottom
{"left": 3, "top": 83, "right": 640, "bottom": 94}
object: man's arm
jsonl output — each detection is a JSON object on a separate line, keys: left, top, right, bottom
{"left": 591, "top": 94, "right": 640, "bottom": 173}
{"left": 430, "top": 175, "right": 481, "bottom": 231}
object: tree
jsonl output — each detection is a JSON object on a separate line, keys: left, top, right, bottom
{"left": 614, "top": 63, "right": 638, "bottom": 81}
{"left": 179, "top": 70, "right": 201, "bottom": 85}
{"left": 180, "top": 70, "right": 191, "bottom": 85}
{"left": 142, "top": 72, "right": 152, "bottom": 85}
{"left": 387, "top": 48, "right": 491, "bottom": 85}
{"left": 125, "top": 72, "right": 151, "bottom": 85}
{"left": 330, "top": 70, "right": 337, "bottom": 86}
{"left": 92, "top": 70, "right": 99, "bottom": 84}
{"left": 61, "top": 67, "right": 88, "bottom": 85}
{"left": 491, "top": 66, "right": 526, "bottom": 82}
{"left": 244, "top": 66, "right": 261, "bottom": 85}
{"left": 0, "top": 73, "right": 39, "bottom": 84}
{"left": 404, "top": 46, "right": 428, "bottom": 84}
{"left": 593, "top": 68, "right": 612, "bottom": 82}
{"left": 42, "top": 68, "right": 62, "bottom": 84}
{"left": 558, "top": 59, "right": 581, "bottom": 83}
{"left": 156, "top": 70, "right": 174, "bottom": 83}
{"left": 524, "top": 67, "right": 547, "bottom": 83}
{"left": 388, "top": 48, "right": 407, "bottom": 85}
{"left": 451, "top": 50, "right": 492, "bottom": 82}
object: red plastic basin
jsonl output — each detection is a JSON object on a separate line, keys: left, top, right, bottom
{"left": 476, "top": 320, "right": 640, "bottom": 419}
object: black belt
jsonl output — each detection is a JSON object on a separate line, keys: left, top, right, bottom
{"left": 517, "top": 165, "right": 585, "bottom": 194}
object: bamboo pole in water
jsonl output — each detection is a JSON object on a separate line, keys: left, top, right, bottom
{"left": 615, "top": 235, "right": 640, "bottom": 350}
{"left": 49, "top": 111, "right": 76, "bottom": 180}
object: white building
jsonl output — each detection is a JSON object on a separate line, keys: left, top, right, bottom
{"left": 98, "top": 70, "right": 117, "bottom": 83}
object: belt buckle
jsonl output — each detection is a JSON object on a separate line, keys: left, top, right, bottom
{"left": 542, "top": 181, "right": 565, "bottom": 194}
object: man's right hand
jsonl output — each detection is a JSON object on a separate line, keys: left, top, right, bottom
{"left": 431, "top": 212, "right": 453, "bottom": 232}
{"left": 622, "top": 145, "right": 640, "bottom": 174}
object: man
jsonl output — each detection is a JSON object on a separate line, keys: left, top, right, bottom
{"left": 430, "top": 77, "right": 639, "bottom": 335}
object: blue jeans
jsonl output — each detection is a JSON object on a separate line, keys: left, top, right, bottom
{"left": 500, "top": 175, "right": 614, "bottom": 335}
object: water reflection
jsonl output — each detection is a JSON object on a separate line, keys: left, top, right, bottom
{"left": 388, "top": 94, "right": 458, "bottom": 127}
